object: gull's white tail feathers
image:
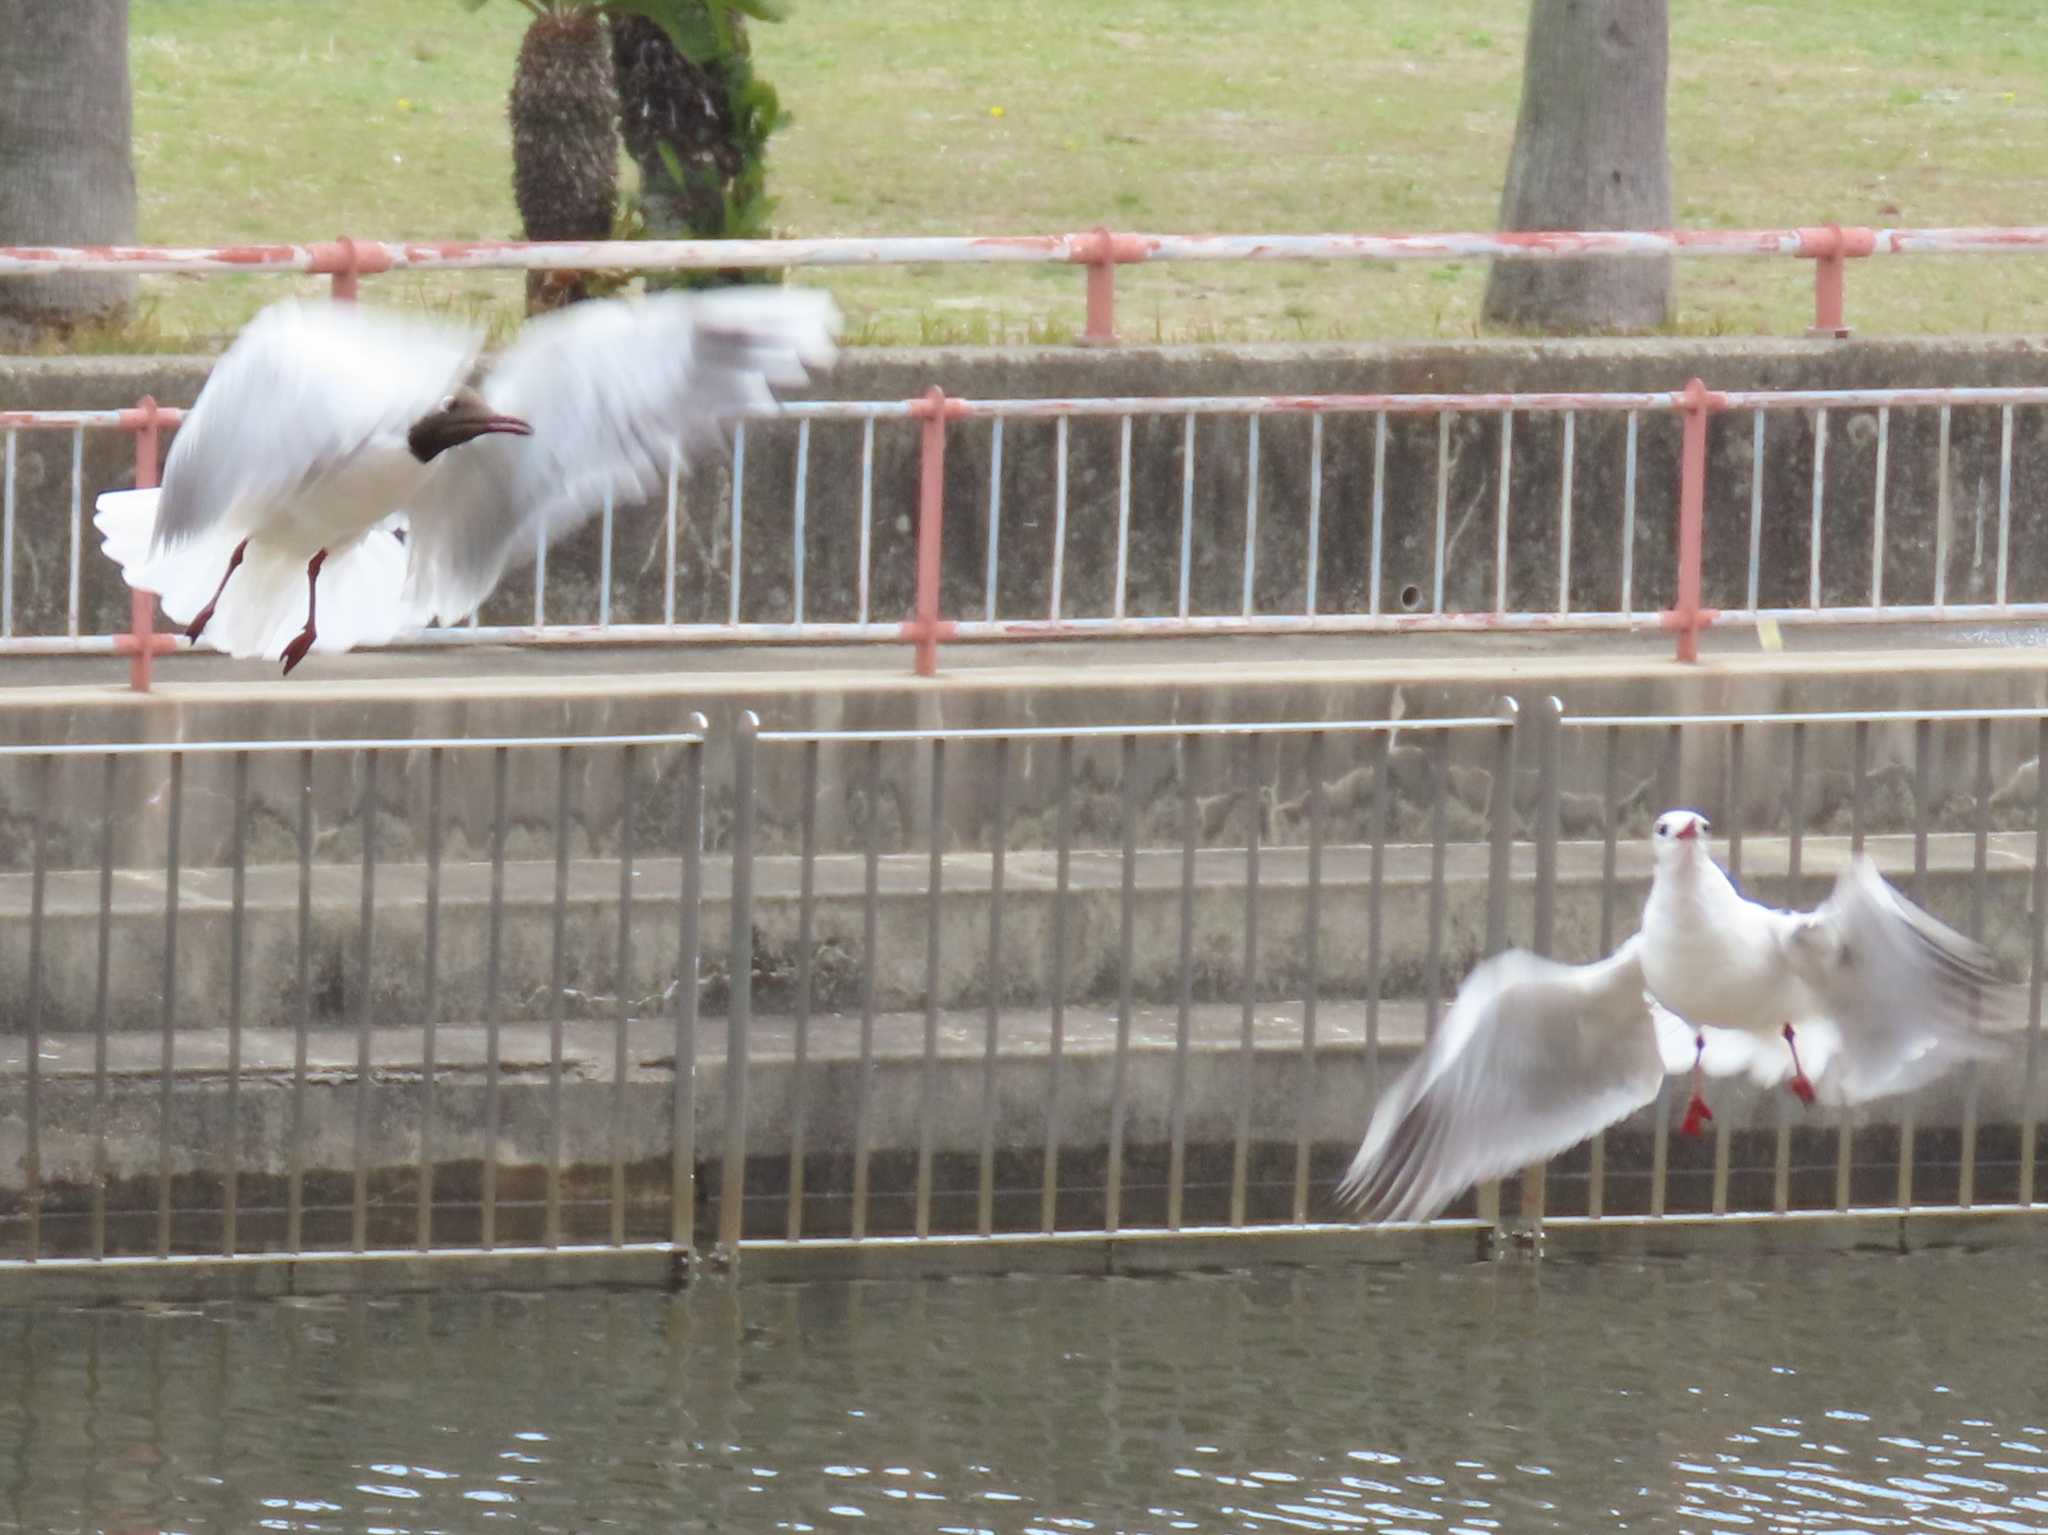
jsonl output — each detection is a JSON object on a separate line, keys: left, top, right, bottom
{"left": 94, "top": 488, "right": 417, "bottom": 661}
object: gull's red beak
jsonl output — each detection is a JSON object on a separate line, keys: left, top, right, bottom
{"left": 1675, "top": 819, "right": 1700, "bottom": 841}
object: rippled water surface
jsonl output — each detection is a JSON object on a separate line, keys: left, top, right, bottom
{"left": 4, "top": 1246, "right": 2047, "bottom": 1532}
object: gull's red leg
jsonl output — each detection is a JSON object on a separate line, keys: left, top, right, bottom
{"left": 1782, "top": 1022, "right": 1817, "bottom": 1105}
{"left": 184, "top": 537, "right": 250, "bottom": 643}
{"left": 1680, "top": 1032, "right": 1715, "bottom": 1138}
{"left": 279, "top": 549, "right": 327, "bottom": 675}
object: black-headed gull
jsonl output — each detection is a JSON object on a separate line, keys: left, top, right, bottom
{"left": 1337, "top": 809, "right": 2012, "bottom": 1224}
{"left": 94, "top": 287, "right": 839, "bottom": 672}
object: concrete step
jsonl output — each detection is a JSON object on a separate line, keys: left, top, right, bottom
{"left": 1, "top": 996, "right": 2036, "bottom": 1258}
{"left": 0, "top": 831, "right": 2034, "bottom": 1038}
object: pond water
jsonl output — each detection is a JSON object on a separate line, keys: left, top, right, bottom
{"left": 2, "top": 1245, "right": 2046, "bottom": 1533}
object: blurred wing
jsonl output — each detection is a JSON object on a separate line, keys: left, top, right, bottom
{"left": 1336, "top": 936, "right": 1663, "bottom": 1224}
{"left": 151, "top": 299, "right": 481, "bottom": 551}
{"left": 401, "top": 286, "right": 841, "bottom": 624}
{"left": 1781, "top": 856, "right": 2013, "bottom": 1104}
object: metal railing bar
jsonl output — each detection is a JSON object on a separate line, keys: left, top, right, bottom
{"left": 1305, "top": 414, "right": 1323, "bottom": 616}
{"left": 790, "top": 421, "right": 809, "bottom": 627}
{"left": 481, "top": 747, "right": 508, "bottom": 1249}
{"left": 0, "top": 730, "right": 710, "bottom": 760}
{"left": 1167, "top": 751, "right": 1197, "bottom": 1231}
{"left": 727, "top": 422, "right": 746, "bottom": 626}
{"left": 23, "top": 753, "right": 46, "bottom": 1261}
{"left": 1292, "top": 730, "right": 1326, "bottom": 1225}
{"left": 758, "top": 716, "right": 1507, "bottom": 746}
{"left": 976, "top": 738, "right": 1010, "bottom": 1238}
{"left": 788, "top": 740, "right": 818, "bottom": 1242}
{"left": 155, "top": 753, "right": 182, "bottom": 1258}
{"left": 1934, "top": 405, "right": 1952, "bottom": 608}
{"left": 546, "top": 744, "right": 573, "bottom": 1248}
{"left": 1997, "top": 405, "right": 2015, "bottom": 608}
{"left": 1745, "top": 411, "right": 1763, "bottom": 613}
{"left": 1808, "top": 407, "right": 1828, "bottom": 612}
{"left": 1493, "top": 411, "right": 1513, "bottom": 614}
{"left": 980, "top": 418, "right": 1000, "bottom": 623}
{"left": 89, "top": 753, "right": 114, "bottom": 1260}
{"left": 1241, "top": 415, "right": 1260, "bottom": 619}
{"left": 1050, "top": 416, "right": 1069, "bottom": 622}
{"left": 287, "top": 750, "right": 312, "bottom": 1252}
{"left": 720, "top": 715, "right": 757, "bottom": 1255}
{"left": 418, "top": 746, "right": 444, "bottom": 1251}
{"left": 1565, "top": 705, "right": 2048, "bottom": 730}
{"left": 1368, "top": 411, "right": 1386, "bottom": 617}
{"left": 1041, "top": 735, "right": 1075, "bottom": 1234}
{"left": 672, "top": 725, "right": 708, "bottom": 1250}
{"left": 224, "top": 752, "right": 247, "bottom": 1258}
{"left": 852, "top": 739, "right": 881, "bottom": 1240}
{"left": 352, "top": 751, "right": 379, "bottom": 1253}
{"left": 915, "top": 739, "right": 945, "bottom": 1239}
{"left": 1230, "top": 732, "right": 1263, "bottom": 1228}
{"left": 66, "top": 428, "right": 82, "bottom": 638}
{"left": 1106, "top": 734, "right": 1138, "bottom": 1234}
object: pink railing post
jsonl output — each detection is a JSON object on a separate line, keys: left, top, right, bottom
{"left": 1799, "top": 224, "right": 1873, "bottom": 339}
{"left": 1071, "top": 229, "right": 1148, "bottom": 344}
{"left": 1670, "top": 377, "right": 1722, "bottom": 663}
{"left": 1083, "top": 227, "right": 1117, "bottom": 343}
{"left": 910, "top": 386, "right": 951, "bottom": 676}
{"left": 317, "top": 236, "right": 390, "bottom": 302}
{"left": 122, "top": 396, "right": 166, "bottom": 692}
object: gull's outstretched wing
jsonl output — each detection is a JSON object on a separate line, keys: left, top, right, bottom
{"left": 1336, "top": 937, "right": 1664, "bottom": 1224}
{"left": 401, "top": 286, "right": 840, "bottom": 624}
{"left": 150, "top": 299, "right": 481, "bottom": 551}
{"left": 1776, "top": 856, "right": 2012, "bottom": 1104}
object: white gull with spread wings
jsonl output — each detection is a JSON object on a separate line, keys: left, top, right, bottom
{"left": 1336, "top": 809, "right": 2012, "bottom": 1224}
{"left": 94, "top": 288, "right": 839, "bottom": 672}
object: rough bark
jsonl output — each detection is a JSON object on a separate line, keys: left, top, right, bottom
{"left": 509, "top": 9, "right": 619, "bottom": 313}
{"left": 1481, "top": 0, "right": 1672, "bottom": 334}
{"left": 0, "top": 1, "right": 137, "bottom": 339}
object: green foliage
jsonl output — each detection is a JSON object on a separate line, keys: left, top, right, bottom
{"left": 461, "top": 0, "right": 785, "bottom": 64}
{"left": 612, "top": 0, "right": 786, "bottom": 61}
{"left": 625, "top": 3, "right": 790, "bottom": 289}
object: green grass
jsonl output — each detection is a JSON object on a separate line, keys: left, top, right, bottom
{"left": 115, "top": 0, "right": 2048, "bottom": 348}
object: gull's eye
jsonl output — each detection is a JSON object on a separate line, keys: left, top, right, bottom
{"left": 440, "top": 394, "right": 459, "bottom": 413}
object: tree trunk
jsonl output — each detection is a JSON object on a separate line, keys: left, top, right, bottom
{"left": 1481, "top": 0, "right": 1672, "bottom": 334}
{"left": 509, "top": 9, "right": 619, "bottom": 314}
{"left": 0, "top": 1, "right": 136, "bottom": 340}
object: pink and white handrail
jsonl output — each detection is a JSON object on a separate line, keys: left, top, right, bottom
{"left": 7, "top": 223, "right": 2048, "bottom": 338}
{"left": 4, "top": 378, "right": 2045, "bottom": 689}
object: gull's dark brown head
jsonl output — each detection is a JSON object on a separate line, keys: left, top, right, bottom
{"left": 407, "top": 386, "right": 532, "bottom": 463}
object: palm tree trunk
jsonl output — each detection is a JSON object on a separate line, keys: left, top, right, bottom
{"left": 1481, "top": 0, "right": 1673, "bottom": 333}
{"left": 509, "top": 8, "right": 620, "bottom": 313}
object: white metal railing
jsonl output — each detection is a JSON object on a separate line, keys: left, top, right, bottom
{"left": 3, "top": 380, "right": 2044, "bottom": 685}
{"left": 0, "top": 703, "right": 2042, "bottom": 1293}
{"left": 8, "top": 222, "right": 2048, "bottom": 338}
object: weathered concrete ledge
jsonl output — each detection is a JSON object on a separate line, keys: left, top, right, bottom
{"left": 0, "top": 833, "right": 2035, "bottom": 1036}
{"left": 0, "top": 633, "right": 2046, "bottom": 873}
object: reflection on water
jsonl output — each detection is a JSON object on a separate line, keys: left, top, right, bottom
{"left": 2, "top": 1247, "right": 2047, "bottom": 1532}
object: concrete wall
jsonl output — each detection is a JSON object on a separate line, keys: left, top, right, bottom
{"left": 7, "top": 335, "right": 2048, "bottom": 640}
